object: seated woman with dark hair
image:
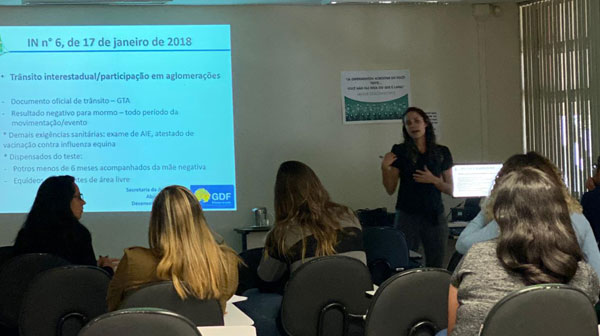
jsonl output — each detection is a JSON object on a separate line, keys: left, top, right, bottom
{"left": 257, "top": 160, "right": 366, "bottom": 291}
{"left": 447, "top": 167, "right": 599, "bottom": 336}
{"left": 238, "top": 161, "right": 366, "bottom": 336}
{"left": 13, "top": 175, "right": 115, "bottom": 272}
{"left": 106, "top": 185, "right": 239, "bottom": 313}
{"left": 456, "top": 152, "right": 600, "bottom": 277}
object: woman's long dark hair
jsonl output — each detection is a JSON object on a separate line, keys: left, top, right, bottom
{"left": 493, "top": 167, "right": 583, "bottom": 285}
{"left": 22, "top": 175, "right": 80, "bottom": 230}
{"left": 401, "top": 107, "right": 438, "bottom": 164}
{"left": 267, "top": 161, "right": 351, "bottom": 259}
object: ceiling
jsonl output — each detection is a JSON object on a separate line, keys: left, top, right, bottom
{"left": 0, "top": 0, "right": 521, "bottom": 6}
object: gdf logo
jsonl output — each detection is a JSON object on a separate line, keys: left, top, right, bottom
{"left": 211, "top": 192, "right": 232, "bottom": 201}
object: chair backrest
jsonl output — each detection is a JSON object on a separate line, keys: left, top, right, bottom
{"left": 0, "top": 253, "right": 70, "bottom": 328}
{"left": 356, "top": 208, "right": 392, "bottom": 227}
{"left": 19, "top": 265, "right": 111, "bottom": 336}
{"left": 120, "top": 281, "right": 224, "bottom": 326}
{"left": 281, "top": 255, "right": 373, "bottom": 336}
{"left": 0, "top": 246, "right": 15, "bottom": 268}
{"left": 365, "top": 268, "right": 451, "bottom": 336}
{"left": 363, "top": 226, "right": 410, "bottom": 285}
{"left": 237, "top": 247, "right": 264, "bottom": 294}
{"left": 446, "top": 251, "right": 463, "bottom": 273}
{"left": 479, "top": 284, "right": 598, "bottom": 336}
{"left": 78, "top": 308, "right": 201, "bottom": 336}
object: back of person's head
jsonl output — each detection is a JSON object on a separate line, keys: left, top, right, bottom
{"left": 24, "top": 175, "right": 78, "bottom": 230}
{"left": 498, "top": 152, "right": 560, "bottom": 182}
{"left": 149, "top": 185, "right": 236, "bottom": 300}
{"left": 493, "top": 167, "right": 583, "bottom": 285}
{"left": 274, "top": 160, "right": 331, "bottom": 221}
{"left": 269, "top": 161, "right": 348, "bottom": 258}
{"left": 485, "top": 152, "right": 581, "bottom": 219}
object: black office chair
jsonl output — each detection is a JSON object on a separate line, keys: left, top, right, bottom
{"left": 237, "top": 247, "right": 264, "bottom": 294}
{"left": 281, "top": 256, "right": 372, "bottom": 336}
{"left": 238, "top": 247, "right": 289, "bottom": 294}
{"left": 120, "top": 281, "right": 224, "bottom": 326}
{"left": 364, "top": 268, "right": 451, "bottom": 336}
{"left": 0, "top": 245, "right": 15, "bottom": 267}
{"left": 78, "top": 308, "right": 202, "bottom": 336}
{"left": 0, "top": 253, "right": 70, "bottom": 331}
{"left": 356, "top": 208, "right": 392, "bottom": 227}
{"left": 0, "top": 246, "right": 16, "bottom": 336}
{"left": 446, "top": 251, "right": 463, "bottom": 273}
{"left": 19, "top": 265, "right": 111, "bottom": 336}
{"left": 479, "top": 284, "right": 598, "bottom": 336}
{"left": 363, "top": 226, "right": 411, "bottom": 285}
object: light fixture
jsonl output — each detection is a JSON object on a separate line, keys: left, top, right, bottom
{"left": 23, "top": 0, "right": 171, "bottom": 5}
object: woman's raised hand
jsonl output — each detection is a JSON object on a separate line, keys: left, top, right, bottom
{"left": 381, "top": 152, "right": 397, "bottom": 170}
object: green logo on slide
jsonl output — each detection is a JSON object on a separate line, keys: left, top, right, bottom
{"left": 194, "top": 188, "right": 211, "bottom": 203}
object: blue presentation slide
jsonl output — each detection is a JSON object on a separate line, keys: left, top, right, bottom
{"left": 0, "top": 25, "right": 236, "bottom": 212}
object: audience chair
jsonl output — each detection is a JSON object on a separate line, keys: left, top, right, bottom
{"left": 364, "top": 268, "right": 451, "bottom": 336}
{"left": 0, "top": 245, "right": 14, "bottom": 267}
{"left": 120, "top": 281, "right": 224, "bottom": 326}
{"left": 479, "top": 284, "right": 598, "bottom": 336}
{"left": 356, "top": 208, "right": 392, "bottom": 227}
{"left": 239, "top": 247, "right": 289, "bottom": 294}
{"left": 363, "top": 226, "right": 411, "bottom": 285}
{"left": 0, "top": 253, "right": 70, "bottom": 331}
{"left": 446, "top": 251, "right": 463, "bottom": 273}
{"left": 281, "top": 255, "right": 372, "bottom": 336}
{"left": 237, "top": 247, "right": 264, "bottom": 294}
{"left": 78, "top": 308, "right": 201, "bottom": 336}
{"left": 19, "top": 265, "right": 110, "bottom": 336}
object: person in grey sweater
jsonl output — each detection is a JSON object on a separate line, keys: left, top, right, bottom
{"left": 456, "top": 152, "right": 600, "bottom": 277}
{"left": 448, "top": 167, "right": 599, "bottom": 336}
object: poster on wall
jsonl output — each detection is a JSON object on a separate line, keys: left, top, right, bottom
{"left": 425, "top": 111, "right": 441, "bottom": 140}
{"left": 341, "top": 70, "right": 410, "bottom": 124}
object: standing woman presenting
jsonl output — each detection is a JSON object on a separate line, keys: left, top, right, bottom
{"left": 381, "top": 107, "right": 453, "bottom": 267}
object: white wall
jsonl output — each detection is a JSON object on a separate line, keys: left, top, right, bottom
{"left": 0, "top": 3, "right": 521, "bottom": 256}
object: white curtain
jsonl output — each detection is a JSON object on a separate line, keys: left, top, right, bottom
{"left": 520, "top": 0, "right": 600, "bottom": 197}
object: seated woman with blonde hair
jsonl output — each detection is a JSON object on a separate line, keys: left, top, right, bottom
{"left": 106, "top": 185, "right": 239, "bottom": 313}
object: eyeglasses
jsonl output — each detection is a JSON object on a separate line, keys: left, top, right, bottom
{"left": 73, "top": 194, "right": 84, "bottom": 201}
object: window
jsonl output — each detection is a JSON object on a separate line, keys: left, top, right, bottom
{"left": 520, "top": 0, "right": 600, "bottom": 198}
